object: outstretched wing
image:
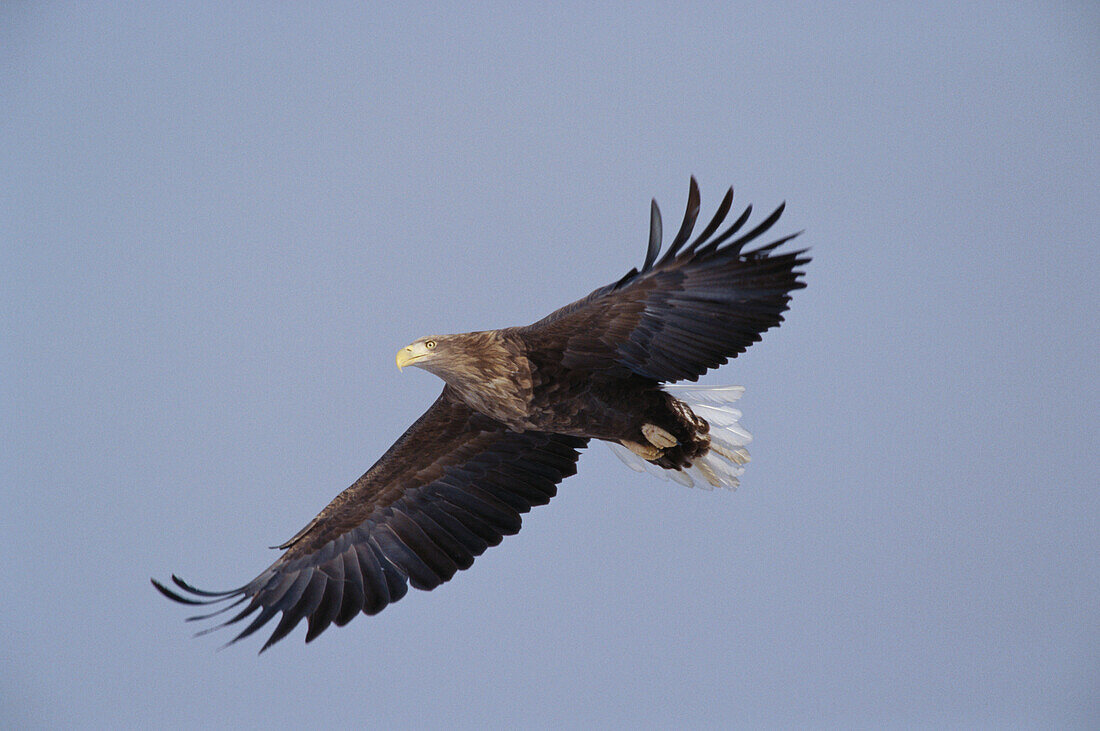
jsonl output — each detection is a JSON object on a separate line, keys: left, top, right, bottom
{"left": 153, "top": 387, "right": 587, "bottom": 652}
{"left": 524, "top": 178, "right": 810, "bottom": 382}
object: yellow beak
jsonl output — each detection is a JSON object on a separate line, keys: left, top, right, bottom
{"left": 396, "top": 345, "right": 425, "bottom": 371}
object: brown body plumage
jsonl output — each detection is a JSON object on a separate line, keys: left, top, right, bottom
{"left": 416, "top": 329, "right": 710, "bottom": 469}
{"left": 153, "top": 178, "right": 809, "bottom": 651}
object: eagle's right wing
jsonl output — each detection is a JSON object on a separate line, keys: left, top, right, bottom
{"left": 153, "top": 386, "right": 587, "bottom": 651}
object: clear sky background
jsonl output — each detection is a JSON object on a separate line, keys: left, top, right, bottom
{"left": 2, "top": 3, "right": 1097, "bottom": 728}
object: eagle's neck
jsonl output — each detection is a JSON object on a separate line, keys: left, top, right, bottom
{"left": 435, "top": 330, "right": 533, "bottom": 428}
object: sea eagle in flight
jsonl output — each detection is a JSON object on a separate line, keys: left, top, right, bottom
{"left": 153, "top": 178, "right": 810, "bottom": 651}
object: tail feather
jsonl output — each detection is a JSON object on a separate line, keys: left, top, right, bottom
{"left": 605, "top": 384, "right": 752, "bottom": 490}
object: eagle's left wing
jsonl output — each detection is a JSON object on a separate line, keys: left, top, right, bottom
{"left": 153, "top": 386, "right": 586, "bottom": 651}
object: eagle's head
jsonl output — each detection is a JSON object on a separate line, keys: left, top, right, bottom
{"left": 395, "top": 335, "right": 452, "bottom": 375}
{"left": 396, "top": 331, "right": 529, "bottom": 425}
{"left": 396, "top": 331, "right": 510, "bottom": 381}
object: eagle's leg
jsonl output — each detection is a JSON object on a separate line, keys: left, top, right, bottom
{"left": 641, "top": 423, "right": 679, "bottom": 449}
{"left": 619, "top": 424, "right": 680, "bottom": 463}
{"left": 619, "top": 438, "right": 663, "bottom": 461}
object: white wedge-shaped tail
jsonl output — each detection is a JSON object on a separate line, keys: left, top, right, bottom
{"left": 606, "top": 384, "right": 752, "bottom": 489}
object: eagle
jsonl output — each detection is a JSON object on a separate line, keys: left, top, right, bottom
{"left": 153, "top": 178, "right": 809, "bottom": 651}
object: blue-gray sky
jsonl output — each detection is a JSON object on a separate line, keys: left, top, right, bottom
{"left": 2, "top": 2, "right": 1097, "bottom": 728}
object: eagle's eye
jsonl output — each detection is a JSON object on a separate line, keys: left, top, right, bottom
{"left": 425, "top": 340, "right": 436, "bottom": 349}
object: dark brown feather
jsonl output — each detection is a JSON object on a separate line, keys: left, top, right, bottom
{"left": 522, "top": 186, "right": 809, "bottom": 383}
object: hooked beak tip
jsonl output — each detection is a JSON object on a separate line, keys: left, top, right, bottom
{"left": 396, "top": 346, "right": 417, "bottom": 371}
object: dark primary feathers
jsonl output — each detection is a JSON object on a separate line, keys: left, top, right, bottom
{"left": 153, "top": 387, "right": 586, "bottom": 652}
{"left": 154, "top": 179, "right": 808, "bottom": 651}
